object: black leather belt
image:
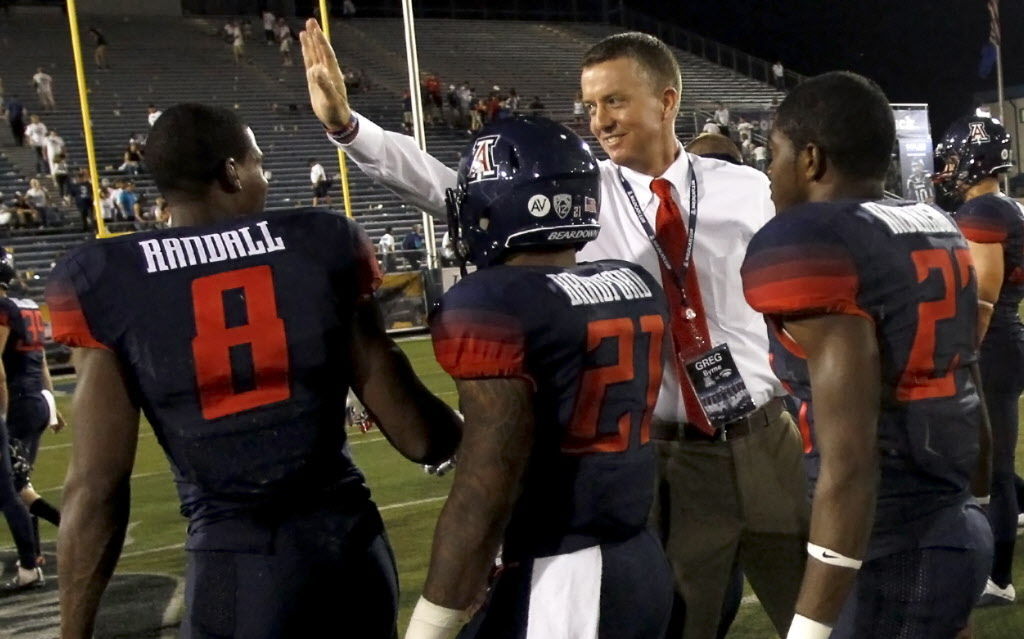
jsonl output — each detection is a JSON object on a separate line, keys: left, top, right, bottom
{"left": 650, "top": 396, "right": 786, "bottom": 443}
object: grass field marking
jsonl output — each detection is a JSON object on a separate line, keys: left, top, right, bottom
{"left": 379, "top": 495, "right": 446, "bottom": 512}
{"left": 121, "top": 542, "right": 185, "bottom": 558}
{"left": 111, "top": 495, "right": 449, "bottom": 559}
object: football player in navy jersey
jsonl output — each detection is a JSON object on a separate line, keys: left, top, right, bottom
{"left": 0, "top": 254, "right": 64, "bottom": 592}
{"left": 740, "top": 72, "right": 992, "bottom": 638}
{"left": 404, "top": 117, "right": 673, "bottom": 639}
{"left": 46, "top": 104, "right": 462, "bottom": 639}
{"left": 936, "top": 115, "right": 1024, "bottom": 605}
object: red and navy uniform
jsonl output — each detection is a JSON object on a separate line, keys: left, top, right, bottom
{"left": 0, "top": 296, "right": 50, "bottom": 462}
{"left": 956, "top": 192, "right": 1024, "bottom": 337}
{"left": 432, "top": 260, "right": 673, "bottom": 639}
{"left": 46, "top": 209, "right": 400, "bottom": 639}
{"left": 955, "top": 192, "right": 1024, "bottom": 588}
{"left": 742, "top": 199, "right": 992, "bottom": 638}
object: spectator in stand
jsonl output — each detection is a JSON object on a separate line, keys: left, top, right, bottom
{"left": 24, "top": 115, "right": 48, "bottom": 175}
{"left": 43, "top": 129, "right": 65, "bottom": 174}
{"left": 231, "top": 23, "right": 245, "bottom": 65}
{"left": 98, "top": 186, "right": 115, "bottom": 224}
{"left": 151, "top": 196, "right": 170, "bottom": 227}
{"left": 736, "top": 116, "right": 754, "bottom": 142}
{"left": 25, "top": 178, "right": 51, "bottom": 226}
{"left": 572, "top": 91, "right": 585, "bottom": 127}
{"left": 10, "top": 192, "right": 38, "bottom": 227}
{"left": 3, "top": 95, "right": 25, "bottom": 146}
{"left": 72, "top": 169, "right": 93, "bottom": 231}
{"left": 402, "top": 224, "right": 425, "bottom": 270}
{"left": 342, "top": 0, "right": 356, "bottom": 18}
{"left": 277, "top": 19, "right": 294, "bottom": 67}
{"left": 425, "top": 73, "right": 443, "bottom": 124}
{"left": 772, "top": 60, "right": 785, "bottom": 90}
{"left": 31, "top": 68, "right": 55, "bottom": 112}
{"left": 445, "top": 84, "right": 459, "bottom": 127}
{"left": 752, "top": 143, "right": 768, "bottom": 172}
{"left": 485, "top": 91, "right": 501, "bottom": 123}
{"left": 713, "top": 101, "right": 730, "bottom": 131}
{"left": 741, "top": 137, "right": 755, "bottom": 164}
{"left": 118, "top": 181, "right": 140, "bottom": 222}
{"left": 106, "top": 179, "right": 124, "bottom": 221}
{"left": 89, "top": 27, "right": 109, "bottom": 69}
{"left": 702, "top": 118, "right": 720, "bottom": 135}
{"left": 147, "top": 104, "right": 162, "bottom": 127}
{"left": 120, "top": 141, "right": 143, "bottom": 175}
{"left": 506, "top": 88, "right": 520, "bottom": 115}
{"left": 402, "top": 91, "right": 413, "bottom": 134}
{"left": 51, "top": 152, "right": 70, "bottom": 203}
{"left": 309, "top": 158, "right": 331, "bottom": 206}
{"left": 528, "top": 95, "right": 545, "bottom": 117}
{"left": 262, "top": 10, "right": 276, "bottom": 45}
{"left": 378, "top": 226, "right": 397, "bottom": 272}
{"left": 469, "top": 91, "right": 484, "bottom": 133}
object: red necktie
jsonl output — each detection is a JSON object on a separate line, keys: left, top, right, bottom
{"left": 650, "top": 178, "right": 716, "bottom": 435}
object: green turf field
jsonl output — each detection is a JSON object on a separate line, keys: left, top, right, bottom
{"left": 2, "top": 337, "right": 1023, "bottom": 637}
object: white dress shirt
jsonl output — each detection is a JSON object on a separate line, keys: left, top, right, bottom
{"left": 332, "top": 113, "right": 784, "bottom": 422}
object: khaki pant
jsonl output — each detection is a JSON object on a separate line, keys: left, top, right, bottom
{"left": 650, "top": 410, "right": 810, "bottom": 639}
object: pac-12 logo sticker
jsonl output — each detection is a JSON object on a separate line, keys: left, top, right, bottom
{"left": 467, "top": 135, "right": 500, "bottom": 183}
{"left": 968, "top": 121, "right": 990, "bottom": 143}
{"left": 553, "top": 193, "right": 572, "bottom": 218}
{"left": 528, "top": 194, "right": 551, "bottom": 217}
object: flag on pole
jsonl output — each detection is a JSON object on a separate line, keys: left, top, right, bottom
{"left": 979, "top": 0, "right": 1001, "bottom": 77}
{"left": 988, "top": 0, "right": 1001, "bottom": 46}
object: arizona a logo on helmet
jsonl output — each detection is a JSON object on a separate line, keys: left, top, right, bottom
{"left": 467, "top": 135, "right": 500, "bottom": 183}
{"left": 968, "top": 121, "right": 990, "bottom": 143}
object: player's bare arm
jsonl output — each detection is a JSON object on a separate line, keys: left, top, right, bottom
{"left": 59, "top": 347, "right": 140, "bottom": 639}
{"left": 349, "top": 297, "right": 461, "bottom": 465}
{"left": 0, "top": 324, "right": 11, "bottom": 417}
{"left": 967, "top": 240, "right": 1004, "bottom": 344}
{"left": 300, "top": 18, "right": 351, "bottom": 131}
{"left": 783, "top": 314, "right": 880, "bottom": 627}
{"left": 414, "top": 378, "right": 534, "bottom": 628}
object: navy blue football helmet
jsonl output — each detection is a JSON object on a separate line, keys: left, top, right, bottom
{"left": 933, "top": 115, "right": 1012, "bottom": 209}
{"left": 445, "top": 116, "right": 601, "bottom": 268}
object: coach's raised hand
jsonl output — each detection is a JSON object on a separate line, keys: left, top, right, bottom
{"left": 300, "top": 18, "right": 352, "bottom": 131}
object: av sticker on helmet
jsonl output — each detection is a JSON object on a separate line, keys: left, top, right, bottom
{"left": 968, "top": 121, "right": 990, "bottom": 143}
{"left": 584, "top": 196, "right": 598, "bottom": 214}
{"left": 528, "top": 194, "right": 551, "bottom": 217}
{"left": 553, "top": 193, "right": 572, "bottom": 218}
{"left": 467, "top": 135, "right": 500, "bottom": 183}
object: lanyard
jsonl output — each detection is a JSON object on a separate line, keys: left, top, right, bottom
{"left": 618, "top": 163, "right": 698, "bottom": 299}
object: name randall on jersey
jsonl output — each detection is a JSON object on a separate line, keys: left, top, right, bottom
{"left": 138, "top": 221, "right": 286, "bottom": 274}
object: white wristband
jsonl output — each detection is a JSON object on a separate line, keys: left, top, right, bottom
{"left": 786, "top": 613, "right": 833, "bottom": 639}
{"left": 404, "top": 596, "right": 469, "bottom": 639}
{"left": 807, "top": 542, "right": 863, "bottom": 570}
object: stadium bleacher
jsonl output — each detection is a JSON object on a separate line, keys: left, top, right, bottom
{"left": 0, "top": 11, "right": 784, "bottom": 302}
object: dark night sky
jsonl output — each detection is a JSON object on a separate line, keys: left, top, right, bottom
{"left": 645, "top": 0, "right": 1016, "bottom": 136}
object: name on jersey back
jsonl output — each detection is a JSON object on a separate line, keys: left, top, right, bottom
{"left": 547, "top": 267, "right": 653, "bottom": 306}
{"left": 138, "top": 220, "right": 286, "bottom": 274}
